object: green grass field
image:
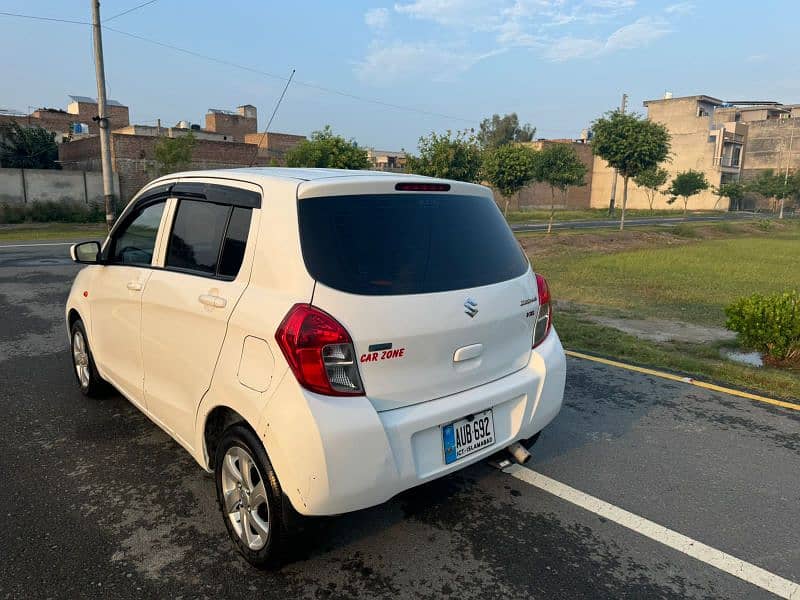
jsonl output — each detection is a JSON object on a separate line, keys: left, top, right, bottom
{"left": 525, "top": 220, "right": 800, "bottom": 401}
{"left": 536, "top": 231, "right": 800, "bottom": 327}
{"left": 505, "top": 208, "right": 726, "bottom": 223}
{"left": 0, "top": 223, "right": 107, "bottom": 243}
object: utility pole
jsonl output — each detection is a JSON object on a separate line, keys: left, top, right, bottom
{"left": 781, "top": 117, "right": 796, "bottom": 220}
{"left": 91, "top": 0, "right": 116, "bottom": 231}
{"left": 608, "top": 93, "right": 628, "bottom": 216}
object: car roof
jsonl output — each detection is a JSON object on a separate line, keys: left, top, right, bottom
{"left": 152, "top": 167, "right": 415, "bottom": 184}
{"left": 144, "top": 167, "right": 491, "bottom": 200}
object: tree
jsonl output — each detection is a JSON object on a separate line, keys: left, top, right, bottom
{"left": 633, "top": 166, "right": 669, "bottom": 213}
{"left": 285, "top": 125, "right": 370, "bottom": 169}
{"left": 0, "top": 122, "right": 60, "bottom": 169}
{"left": 482, "top": 143, "right": 538, "bottom": 216}
{"left": 716, "top": 181, "right": 747, "bottom": 211}
{"left": 746, "top": 169, "right": 799, "bottom": 218}
{"left": 153, "top": 132, "right": 196, "bottom": 176}
{"left": 405, "top": 129, "right": 482, "bottom": 182}
{"left": 591, "top": 111, "right": 671, "bottom": 230}
{"left": 477, "top": 113, "right": 535, "bottom": 149}
{"left": 532, "top": 143, "right": 587, "bottom": 233}
{"left": 667, "top": 169, "right": 709, "bottom": 217}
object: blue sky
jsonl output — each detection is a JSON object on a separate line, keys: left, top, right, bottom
{"left": 1, "top": 1, "right": 797, "bottom": 151}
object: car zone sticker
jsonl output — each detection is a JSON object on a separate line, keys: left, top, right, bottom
{"left": 360, "top": 343, "right": 405, "bottom": 363}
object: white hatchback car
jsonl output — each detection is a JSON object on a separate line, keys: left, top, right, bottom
{"left": 66, "top": 168, "right": 566, "bottom": 566}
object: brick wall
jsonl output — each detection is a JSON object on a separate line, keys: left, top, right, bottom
{"left": 492, "top": 141, "right": 593, "bottom": 211}
{"left": 70, "top": 101, "right": 130, "bottom": 133}
{"left": 205, "top": 112, "right": 257, "bottom": 142}
{"left": 60, "top": 133, "right": 272, "bottom": 203}
{"left": 243, "top": 132, "right": 305, "bottom": 165}
{"left": 742, "top": 117, "right": 800, "bottom": 178}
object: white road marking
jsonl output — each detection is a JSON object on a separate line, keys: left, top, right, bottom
{"left": 506, "top": 464, "right": 800, "bottom": 600}
{"left": 0, "top": 242, "right": 74, "bottom": 249}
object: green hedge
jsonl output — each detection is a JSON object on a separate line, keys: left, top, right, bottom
{"left": 725, "top": 291, "right": 800, "bottom": 362}
{"left": 0, "top": 201, "right": 106, "bottom": 224}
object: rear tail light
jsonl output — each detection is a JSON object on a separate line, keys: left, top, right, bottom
{"left": 532, "top": 273, "right": 553, "bottom": 348}
{"left": 275, "top": 304, "right": 364, "bottom": 396}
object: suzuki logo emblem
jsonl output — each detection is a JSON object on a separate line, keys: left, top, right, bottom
{"left": 464, "top": 297, "right": 478, "bottom": 318}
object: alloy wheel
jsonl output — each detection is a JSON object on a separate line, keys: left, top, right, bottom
{"left": 220, "top": 446, "right": 271, "bottom": 551}
{"left": 72, "top": 330, "right": 90, "bottom": 388}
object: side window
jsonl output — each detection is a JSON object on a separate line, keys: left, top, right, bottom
{"left": 165, "top": 199, "right": 252, "bottom": 278}
{"left": 166, "top": 200, "right": 230, "bottom": 274}
{"left": 218, "top": 207, "right": 253, "bottom": 278}
{"left": 110, "top": 201, "right": 166, "bottom": 266}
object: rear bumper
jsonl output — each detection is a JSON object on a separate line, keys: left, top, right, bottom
{"left": 261, "top": 329, "right": 566, "bottom": 516}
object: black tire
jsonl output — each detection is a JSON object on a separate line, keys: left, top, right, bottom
{"left": 70, "top": 319, "right": 106, "bottom": 398}
{"left": 214, "top": 424, "right": 289, "bottom": 568}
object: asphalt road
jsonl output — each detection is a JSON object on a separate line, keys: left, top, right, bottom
{"left": 510, "top": 211, "right": 768, "bottom": 232}
{"left": 1, "top": 242, "right": 798, "bottom": 599}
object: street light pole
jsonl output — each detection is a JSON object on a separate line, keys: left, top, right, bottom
{"left": 91, "top": 0, "right": 116, "bottom": 231}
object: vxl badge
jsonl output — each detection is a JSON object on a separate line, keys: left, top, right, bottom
{"left": 464, "top": 297, "right": 478, "bottom": 318}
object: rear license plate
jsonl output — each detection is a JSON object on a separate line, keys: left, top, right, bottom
{"left": 442, "top": 409, "right": 495, "bottom": 465}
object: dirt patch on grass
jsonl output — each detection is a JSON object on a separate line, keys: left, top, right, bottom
{"left": 518, "top": 220, "right": 795, "bottom": 260}
{"left": 520, "top": 229, "right": 688, "bottom": 259}
{"left": 585, "top": 315, "right": 736, "bottom": 344}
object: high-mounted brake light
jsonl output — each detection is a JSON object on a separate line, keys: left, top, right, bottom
{"left": 395, "top": 182, "right": 451, "bottom": 192}
{"left": 275, "top": 304, "right": 364, "bottom": 396}
{"left": 532, "top": 273, "right": 553, "bottom": 348}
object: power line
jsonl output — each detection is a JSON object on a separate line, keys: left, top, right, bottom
{"left": 102, "top": 26, "right": 475, "bottom": 123}
{"left": 0, "top": 11, "right": 87, "bottom": 25}
{"left": 103, "top": 0, "right": 159, "bottom": 23}
{"left": 0, "top": 10, "right": 475, "bottom": 125}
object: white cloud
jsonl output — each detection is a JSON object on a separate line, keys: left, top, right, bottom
{"left": 545, "top": 16, "right": 670, "bottom": 61}
{"left": 365, "top": 7, "right": 390, "bottom": 29}
{"left": 394, "top": 0, "right": 500, "bottom": 28}
{"left": 544, "top": 37, "right": 604, "bottom": 60}
{"left": 664, "top": 2, "right": 693, "bottom": 14}
{"left": 354, "top": 41, "right": 502, "bottom": 85}
{"left": 605, "top": 17, "right": 670, "bottom": 51}
{"left": 356, "top": 0, "right": 681, "bottom": 82}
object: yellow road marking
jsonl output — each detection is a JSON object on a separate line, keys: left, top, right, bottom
{"left": 565, "top": 350, "right": 800, "bottom": 412}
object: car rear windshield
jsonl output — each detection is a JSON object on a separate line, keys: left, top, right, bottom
{"left": 298, "top": 193, "right": 529, "bottom": 295}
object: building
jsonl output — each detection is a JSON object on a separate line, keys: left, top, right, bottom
{"left": 367, "top": 149, "right": 407, "bottom": 172}
{"left": 59, "top": 132, "right": 270, "bottom": 204}
{"left": 0, "top": 95, "right": 130, "bottom": 142}
{"left": 590, "top": 94, "right": 800, "bottom": 211}
{"left": 244, "top": 132, "right": 307, "bottom": 164}
{"left": 58, "top": 101, "right": 306, "bottom": 203}
{"left": 204, "top": 105, "right": 257, "bottom": 142}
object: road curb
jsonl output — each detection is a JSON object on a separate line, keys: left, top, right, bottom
{"left": 565, "top": 350, "right": 800, "bottom": 412}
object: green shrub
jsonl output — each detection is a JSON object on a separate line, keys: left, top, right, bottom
{"left": 0, "top": 201, "right": 105, "bottom": 224}
{"left": 725, "top": 291, "right": 800, "bottom": 362}
{"left": 672, "top": 223, "right": 698, "bottom": 238}
{"left": 757, "top": 219, "right": 773, "bottom": 231}
{"left": 0, "top": 203, "right": 26, "bottom": 224}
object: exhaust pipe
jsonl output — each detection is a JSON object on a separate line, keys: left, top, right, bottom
{"left": 507, "top": 442, "right": 531, "bottom": 465}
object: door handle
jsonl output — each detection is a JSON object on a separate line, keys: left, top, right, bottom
{"left": 199, "top": 294, "right": 227, "bottom": 308}
{"left": 126, "top": 281, "right": 143, "bottom": 291}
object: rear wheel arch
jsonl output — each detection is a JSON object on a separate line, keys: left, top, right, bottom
{"left": 67, "top": 308, "right": 82, "bottom": 331}
{"left": 203, "top": 406, "right": 251, "bottom": 470}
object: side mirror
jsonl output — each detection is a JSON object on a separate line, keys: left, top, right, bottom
{"left": 70, "top": 241, "right": 102, "bottom": 264}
